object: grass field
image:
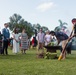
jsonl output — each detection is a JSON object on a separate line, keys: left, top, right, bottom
{"left": 0, "top": 48, "right": 76, "bottom": 75}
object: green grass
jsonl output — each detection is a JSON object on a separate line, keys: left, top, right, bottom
{"left": 0, "top": 48, "right": 76, "bottom": 75}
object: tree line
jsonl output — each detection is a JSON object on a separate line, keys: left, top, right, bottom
{"left": 8, "top": 13, "right": 49, "bottom": 37}
{"left": 8, "top": 13, "right": 68, "bottom": 38}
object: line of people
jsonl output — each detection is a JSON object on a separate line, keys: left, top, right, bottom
{"left": 0, "top": 23, "right": 72, "bottom": 57}
{"left": 0, "top": 23, "right": 29, "bottom": 55}
{"left": 36, "top": 28, "right": 71, "bottom": 57}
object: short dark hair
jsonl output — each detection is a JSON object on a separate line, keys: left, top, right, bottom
{"left": 50, "top": 31, "right": 55, "bottom": 35}
{"left": 4, "top": 23, "right": 8, "bottom": 25}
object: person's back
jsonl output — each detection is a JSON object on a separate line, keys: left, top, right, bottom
{"left": 50, "top": 31, "right": 69, "bottom": 43}
{"left": 50, "top": 31, "right": 69, "bottom": 56}
{"left": 55, "top": 31, "right": 69, "bottom": 41}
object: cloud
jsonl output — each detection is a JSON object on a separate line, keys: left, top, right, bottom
{"left": 36, "top": 2, "right": 54, "bottom": 12}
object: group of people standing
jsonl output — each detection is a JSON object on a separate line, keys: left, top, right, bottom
{"left": 0, "top": 23, "right": 29, "bottom": 55}
{"left": 0, "top": 21, "right": 76, "bottom": 59}
{"left": 36, "top": 28, "right": 71, "bottom": 59}
{"left": 12, "top": 28, "right": 29, "bottom": 54}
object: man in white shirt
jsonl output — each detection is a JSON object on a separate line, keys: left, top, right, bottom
{"left": 37, "top": 28, "right": 45, "bottom": 54}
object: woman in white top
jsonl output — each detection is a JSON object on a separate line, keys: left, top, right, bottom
{"left": 12, "top": 28, "right": 20, "bottom": 54}
{"left": 44, "top": 30, "right": 52, "bottom": 46}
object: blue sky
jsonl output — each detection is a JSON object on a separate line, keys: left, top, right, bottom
{"left": 0, "top": 0, "right": 76, "bottom": 31}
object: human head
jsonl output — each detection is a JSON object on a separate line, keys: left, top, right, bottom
{"left": 50, "top": 31, "right": 55, "bottom": 36}
{"left": 13, "top": 27, "right": 19, "bottom": 34}
{"left": 4, "top": 23, "right": 9, "bottom": 28}
{"left": 39, "top": 28, "right": 43, "bottom": 32}
{"left": 46, "top": 30, "right": 50, "bottom": 34}
{"left": 72, "top": 18, "right": 76, "bottom": 25}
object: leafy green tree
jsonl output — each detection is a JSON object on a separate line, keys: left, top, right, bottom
{"left": 8, "top": 13, "right": 49, "bottom": 37}
{"left": 41, "top": 26, "right": 48, "bottom": 32}
{"left": 54, "top": 19, "right": 68, "bottom": 32}
{"left": 33, "top": 23, "right": 49, "bottom": 33}
{"left": 8, "top": 13, "right": 34, "bottom": 37}
{"left": 33, "top": 23, "right": 41, "bottom": 32}
{"left": 8, "top": 13, "right": 22, "bottom": 30}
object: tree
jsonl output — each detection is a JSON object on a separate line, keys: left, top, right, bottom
{"left": 8, "top": 13, "right": 22, "bottom": 30}
{"left": 8, "top": 13, "right": 49, "bottom": 37}
{"left": 54, "top": 19, "right": 68, "bottom": 32}
{"left": 41, "top": 26, "right": 48, "bottom": 32}
{"left": 8, "top": 13, "right": 34, "bottom": 37}
{"left": 33, "top": 23, "right": 41, "bottom": 32}
{"left": 33, "top": 23, "right": 49, "bottom": 33}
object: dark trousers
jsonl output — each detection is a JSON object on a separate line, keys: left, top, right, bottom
{"left": 0, "top": 42, "right": 2, "bottom": 54}
{"left": 0, "top": 47, "right": 2, "bottom": 54}
{"left": 66, "top": 42, "right": 72, "bottom": 54}
{"left": 2, "top": 40, "right": 9, "bottom": 55}
{"left": 60, "top": 46, "right": 62, "bottom": 52}
{"left": 66, "top": 46, "right": 71, "bottom": 54}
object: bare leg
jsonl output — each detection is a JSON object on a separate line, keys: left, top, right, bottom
{"left": 62, "top": 50, "right": 66, "bottom": 60}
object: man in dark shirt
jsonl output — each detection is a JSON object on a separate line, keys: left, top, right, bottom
{"left": 2, "top": 23, "right": 10, "bottom": 55}
{"left": 50, "top": 31, "right": 69, "bottom": 44}
{"left": 50, "top": 31, "right": 69, "bottom": 59}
